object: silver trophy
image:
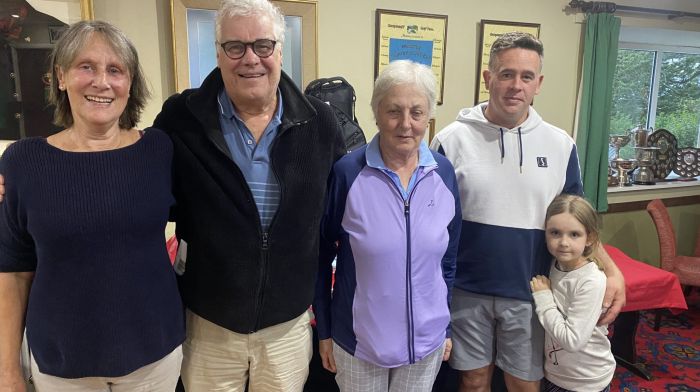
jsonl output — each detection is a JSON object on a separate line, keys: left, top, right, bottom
{"left": 609, "top": 134, "right": 630, "bottom": 161}
{"left": 610, "top": 158, "right": 637, "bottom": 187}
{"left": 633, "top": 147, "right": 660, "bottom": 185}
{"left": 608, "top": 135, "right": 634, "bottom": 186}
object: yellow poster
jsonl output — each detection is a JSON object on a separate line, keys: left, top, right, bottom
{"left": 376, "top": 10, "right": 447, "bottom": 104}
{"left": 476, "top": 21, "right": 540, "bottom": 104}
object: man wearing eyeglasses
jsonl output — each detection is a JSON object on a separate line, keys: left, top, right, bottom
{"left": 152, "top": 0, "right": 346, "bottom": 390}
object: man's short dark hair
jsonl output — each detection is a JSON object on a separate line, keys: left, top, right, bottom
{"left": 488, "top": 32, "right": 544, "bottom": 71}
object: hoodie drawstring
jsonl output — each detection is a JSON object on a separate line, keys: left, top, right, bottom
{"left": 499, "top": 128, "right": 505, "bottom": 163}
{"left": 499, "top": 127, "right": 524, "bottom": 174}
{"left": 517, "top": 127, "right": 523, "bottom": 174}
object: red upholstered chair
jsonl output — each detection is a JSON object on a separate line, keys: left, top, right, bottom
{"left": 646, "top": 199, "right": 700, "bottom": 329}
{"left": 646, "top": 199, "right": 700, "bottom": 286}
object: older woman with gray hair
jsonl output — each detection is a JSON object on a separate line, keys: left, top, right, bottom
{"left": 313, "top": 59, "right": 461, "bottom": 391}
{"left": 0, "top": 20, "right": 184, "bottom": 391}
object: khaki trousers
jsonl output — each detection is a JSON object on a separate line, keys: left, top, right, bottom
{"left": 30, "top": 345, "right": 182, "bottom": 392}
{"left": 182, "top": 309, "right": 313, "bottom": 392}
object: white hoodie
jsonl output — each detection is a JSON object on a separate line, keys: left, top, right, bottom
{"left": 430, "top": 102, "right": 583, "bottom": 301}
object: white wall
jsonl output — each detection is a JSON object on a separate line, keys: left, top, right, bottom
{"left": 89, "top": 0, "right": 700, "bottom": 258}
{"left": 316, "top": 0, "right": 586, "bottom": 138}
{"left": 28, "top": 0, "right": 82, "bottom": 25}
{"left": 92, "top": 0, "right": 700, "bottom": 138}
{"left": 93, "top": 0, "right": 174, "bottom": 128}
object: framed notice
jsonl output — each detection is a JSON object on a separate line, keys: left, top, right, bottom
{"left": 475, "top": 20, "right": 540, "bottom": 104}
{"left": 375, "top": 9, "right": 448, "bottom": 104}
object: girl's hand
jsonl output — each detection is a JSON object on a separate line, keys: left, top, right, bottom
{"left": 443, "top": 338, "right": 452, "bottom": 361}
{"left": 530, "top": 275, "right": 550, "bottom": 292}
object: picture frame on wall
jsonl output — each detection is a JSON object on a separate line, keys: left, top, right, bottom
{"left": 428, "top": 118, "right": 436, "bottom": 143}
{"left": 375, "top": 9, "right": 448, "bottom": 104}
{"left": 475, "top": 19, "right": 540, "bottom": 104}
{"left": 48, "top": 25, "right": 67, "bottom": 43}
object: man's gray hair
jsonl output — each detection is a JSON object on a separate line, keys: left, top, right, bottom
{"left": 216, "top": 0, "right": 286, "bottom": 45}
{"left": 488, "top": 31, "right": 544, "bottom": 71}
{"left": 371, "top": 60, "right": 437, "bottom": 120}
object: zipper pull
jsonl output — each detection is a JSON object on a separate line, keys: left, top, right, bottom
{"left": 404, "top": 199, "right": 410, "bottom": 216}
{"left": 262, "top": 232, "right": 269, "bottom": 250}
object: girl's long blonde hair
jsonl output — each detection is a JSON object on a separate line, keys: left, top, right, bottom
{"left": 545, "top": 194, "right": 602, "bottom": 267}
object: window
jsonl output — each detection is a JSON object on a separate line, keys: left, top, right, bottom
{"left": 608, "top": 27, "right": 700, "bottom": 176}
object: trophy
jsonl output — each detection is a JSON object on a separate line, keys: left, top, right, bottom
{"left": 608, "top": 135, "right": 633, "bottom": 186}
{"left": 633, "top": 146, "right": 660, "bottom": 185}
{"left": 627, "top": 125, "right": 660, "bottom": 184}
{"left": 610, "top": 158, "right": 637, "bottom": 187}
{"left": 629, "top": 125, "right": 653, "bottom": 147}
{"left": 609, "top": 134, "right": 630, "bottom": 161}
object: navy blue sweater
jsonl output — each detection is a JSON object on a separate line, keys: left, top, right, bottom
{"left": 0, "top": 128, "right": 185, "bottom": 378}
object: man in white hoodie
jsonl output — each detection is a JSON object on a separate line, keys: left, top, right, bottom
{"left": 430, "top": 32, "right": 625, "bottom": 391}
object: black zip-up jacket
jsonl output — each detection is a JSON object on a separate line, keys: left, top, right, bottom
{"left": 154, "top": 69, "right": 346, "bottom": 333}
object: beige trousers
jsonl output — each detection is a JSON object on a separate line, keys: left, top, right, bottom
{"left": 30, "top": 345, "right": 182, "bottom": 392}
{"left": 182, "top": 309, "right": 313, "bottom": 392}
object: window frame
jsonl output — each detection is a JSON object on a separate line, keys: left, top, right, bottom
{"left": 605, "top": 28, "right": 700, "bottom": 198}
{"left": 617, "top": 42, "right": 700, "bottom": 130}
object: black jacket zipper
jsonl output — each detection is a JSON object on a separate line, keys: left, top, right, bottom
{"left": 251, "top": 120, "right": 299, "bottom": 332}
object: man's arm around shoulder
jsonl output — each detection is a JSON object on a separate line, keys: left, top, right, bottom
{"left": 596, "top": 244, "right": 626, "bottom": 325}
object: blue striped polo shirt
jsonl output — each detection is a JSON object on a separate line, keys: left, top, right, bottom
{"left": 218, "top": 88, "right": 282, "bottom": 230}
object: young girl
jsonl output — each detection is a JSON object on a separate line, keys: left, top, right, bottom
{"left": 530, "top": 194, "right": 616, "bottom": 392}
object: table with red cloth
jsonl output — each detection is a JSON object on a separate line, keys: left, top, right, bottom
{"left": 604, "top": 244, "right": 688, "bottom": 380}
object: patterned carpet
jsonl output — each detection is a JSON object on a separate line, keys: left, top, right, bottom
{"left": 612, "top": 292, "right": 700, "bottom": 391}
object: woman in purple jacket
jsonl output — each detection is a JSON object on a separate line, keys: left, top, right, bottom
{"left": 313, "top": 60, "right": 462, "bottom": 392}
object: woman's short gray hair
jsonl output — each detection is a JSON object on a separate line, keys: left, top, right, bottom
{"left": 216, "top": 0, "right": 286, "bottom": 45}
{"left": 371, "top": 60, "right": 437, "bottom": 120}
{"left": 49, "top": 20, "right": 150, "bottom": 129}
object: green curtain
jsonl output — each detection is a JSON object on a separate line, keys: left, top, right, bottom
{"left": 575, "top": 12, "right": 621, "bottom": 212}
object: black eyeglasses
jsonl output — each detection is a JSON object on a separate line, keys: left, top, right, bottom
{"left": 219, "top": 39, "right": 277, "bottom": 60}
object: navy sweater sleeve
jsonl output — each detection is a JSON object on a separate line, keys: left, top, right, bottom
{"left": 0, "top": 143, "right": 37, "bottom": 272}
